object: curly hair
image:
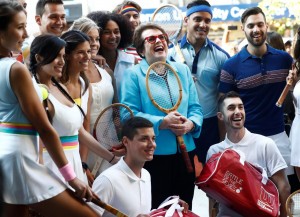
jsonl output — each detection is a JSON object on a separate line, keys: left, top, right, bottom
{"left": 87, "top": 10, "right": 133, "bottom": 49}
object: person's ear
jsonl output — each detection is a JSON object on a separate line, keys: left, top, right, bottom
{"left": 241, "top": 24, "right": 244, "bottom": 32}
{"left": 217, "top": 111, "right": 224, "bottom": 121}
{"left": 35, "top": 15, "right": 42, "bottom": 26}
{"left": 184, "top": 16, "right": 188, "bottom": 24}
{"left": 122, "top": 136, "right": 129, "bottom": 148}
{"left": 35, "top": 54, "right": 43, "bottom": 63}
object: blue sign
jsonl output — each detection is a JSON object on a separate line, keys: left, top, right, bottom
{"left": 140, "top": 3, "right": 295, "bottom": 23}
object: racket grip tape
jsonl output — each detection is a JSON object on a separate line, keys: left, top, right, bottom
{"left": 276, "top": 82, "right": 292, "bottom": 107}
{"left": 91, "top": 197, "right": 128, "bottom": 217}
{"left": 176, "top": 136, "right": 194, "bottom": 173}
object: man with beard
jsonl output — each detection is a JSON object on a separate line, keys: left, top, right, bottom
{"left": 207, "top": 91, "right": 290, "bottom": 217}
{"left": 168, "top": 0, "right": 229, "bottom": 167}
{"left": 219, "top": 7, "right": 294, "bottom": 184}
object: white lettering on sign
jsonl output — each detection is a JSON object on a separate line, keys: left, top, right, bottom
{"left": 212, "top": 8, "right": 229, "bottom": 21}
{"left": 230, "top": 6, "right": 246, "bottom": 19}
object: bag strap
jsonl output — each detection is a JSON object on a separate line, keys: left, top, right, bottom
{"left": 156, "top": 196, "right": 184, "bottom": 217}
{"left": 231, "top": 149, "right": 268, "bottom": 184}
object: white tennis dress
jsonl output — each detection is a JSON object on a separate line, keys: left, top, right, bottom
{"left": 0, "top": 58, "right": 66, "bottom": 204}
{"left": 43, "top": 93, "right": 87, "bottom": 185}
{"left": 88, "top": 64, "right": 114, "bottom": 176}
{"left": 290, "top": 81, "right": 300, "bottom": 167}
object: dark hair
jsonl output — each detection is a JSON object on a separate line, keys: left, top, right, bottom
{"left": 87, "top": 11, "right": 133, "bottom": 49}
{"left": 133, "top": 23, "right": 170, "bottom": 58}
{"left": 0, "top": 1, "right": 25, "bottom": 31}
{"left": 29, "top": 34, "right": 66, "bottom": 75}
{"left": 187, "top": 0, "right": 211, "bottom": 9}
{"left": 36, "top": 0, "right": 63, "bottom": 16}
{"left": 241, "top": 7, "right": 266, "bottom": 24}
{"left": 266, "top": 31, "right": 285, "bottom": 51}
{"left": 30, "top": 34, "right": 87, "bottom": 119}
{"left": 60, "top": 30, "right": 90, "bottom": 94}
{"left": 121, "top": 117, "right": 153, "bottom": 140}
{"left": 218, "top": 91, "right": 241, "bottom": 112}
{"left": 294, "top": 27, "right": 300, "bottom": 76}
{"left": 285, "top": 40, "right": 292, "bottom": 47}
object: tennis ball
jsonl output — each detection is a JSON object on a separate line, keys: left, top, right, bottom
{"left": 40, "top": 86, "right": 49, "bottom": 100}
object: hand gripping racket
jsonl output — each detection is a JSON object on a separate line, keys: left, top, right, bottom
{"left": 92, "top": 103, "right": 133, "bottom": 176}
{"left": 151, "top": 4, "right": 186, "bottom": 64}
{"left": 286, "top": 189, "right": 300, "bottom": 217}
{"left": 146, "top": 61, "right": 193, "bottom": 173}
{"left": 276, "top": 64, "right": 295, "bottom": 107}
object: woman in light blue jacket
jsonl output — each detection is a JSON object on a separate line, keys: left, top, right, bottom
{"left": 120, "top": 23, "right": 203, "bottom": 209}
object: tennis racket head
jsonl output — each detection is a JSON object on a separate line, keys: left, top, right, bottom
{"left": 286, "top": 189, "right": 300, "bottom": 217}
{"left": 151, "top": 4, "right": 183, "bottom": 42}
{"left": 146, "top": 61, "right": 182, "bottom": 114}
{"left": 93, "top": 103, "right": 134, "bottom": 150}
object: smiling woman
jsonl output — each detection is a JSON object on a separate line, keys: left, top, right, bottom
{"left": 87, "top": 11, "right": 137, "bottom": 97}
{"left": 0, "top": 1, "right": 99, "bottom": 217}
{"left": 120, "top": 23, "right": 203, "bottom": 209}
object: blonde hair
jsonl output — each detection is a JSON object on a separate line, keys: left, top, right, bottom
{"left": 69, "top": 17, "right": 100, "bottom": 34}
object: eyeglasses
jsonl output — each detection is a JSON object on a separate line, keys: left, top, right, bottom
{"left": 144, "top": 34, "right": 167, "bottom": 44}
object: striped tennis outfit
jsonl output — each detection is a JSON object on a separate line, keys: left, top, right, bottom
{"left": 42, "top": 94, "right": 87, "bottom": 185}
{"left": 0, "top": 58, "right": 66, "bottom": 204}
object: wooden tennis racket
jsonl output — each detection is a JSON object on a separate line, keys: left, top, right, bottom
{"left": 151, "top": 4, "right": 186, "bottom": 64}
{"left": 91, "top": 196, "right": 128, "bottom": 217}
{"left": 286, "top": 189, "right": 300, "bottom": 217}
{"left": 276, "top": 64, "right": 295, "bottom": 107}
{"left": 146, "top": 61, "right": 193, "bottom": 173}
{"left": 92, "top": 103, "right": 134, "bottom": 176}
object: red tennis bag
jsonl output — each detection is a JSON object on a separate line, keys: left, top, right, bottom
{"left": 150, "top": 196, "right": 200, "bottom": 217}
{"left": 195, "top": 149, "right": 280, "bottom": 217}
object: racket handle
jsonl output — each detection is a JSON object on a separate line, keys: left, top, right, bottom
{"left": 176, "top": 136, "right": 194, "bottom": 173}
{"left": 91, "top": 197, "right": 128, "bottom": 217}
{"left": 276, "top": 81, "right": 292, "bottom": 107}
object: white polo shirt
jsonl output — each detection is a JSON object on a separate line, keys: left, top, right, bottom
{"left": 90, "top": 157, "right": 151, "bottom": 217}
{"left": 206, "top": 128, "right": 287, "bottom": 217}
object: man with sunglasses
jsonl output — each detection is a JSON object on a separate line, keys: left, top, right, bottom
{"left": 119, "top": 23, "right": 203, "bottom": 209}
{"left": 168, "top": 0, "right": 230, "bottom": 169}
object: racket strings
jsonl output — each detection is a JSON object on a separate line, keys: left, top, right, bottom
{"left": 152, "top": 7, "right": 182, "bottom": 40}
{"left": 95, "top": 106, "right": 132, "bottom": 150}
{"left": 290, "top": 193, "right": 300, "bottom": 215}
{"left": 148, "top": 67, "right": 180, "bottom": 110}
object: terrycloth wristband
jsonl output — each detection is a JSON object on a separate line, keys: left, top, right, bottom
{"left": 59, "top": 162, "right": 76, "bottom": 182}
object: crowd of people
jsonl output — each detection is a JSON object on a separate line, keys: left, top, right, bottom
{"left": 1, "top": 0, "right": 300, "bottom": 216}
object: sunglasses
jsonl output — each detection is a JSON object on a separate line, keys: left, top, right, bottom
{"left": 144, "top": 34, "right": 167, "bottom": 44}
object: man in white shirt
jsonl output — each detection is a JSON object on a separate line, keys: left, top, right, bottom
{"left": 207, "top": 91, "right": 290, "bottom": 217}
{"left": 91, "top": 117, "right": 155, "bottom": 217}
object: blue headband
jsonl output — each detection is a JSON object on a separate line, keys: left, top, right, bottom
{"left": 186, "top": 5, "right": 213, "bottom": 18}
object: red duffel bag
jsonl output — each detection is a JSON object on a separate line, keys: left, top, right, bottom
{"left": 195, "top": 149, "right": 280, "bottom": 217}
{"left": 150, "top": 196, "right": 200, "bottom": 217}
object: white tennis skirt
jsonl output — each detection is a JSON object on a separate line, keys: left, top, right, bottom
{"left": 0, "top": 123, "right": 66, "bottom": 204}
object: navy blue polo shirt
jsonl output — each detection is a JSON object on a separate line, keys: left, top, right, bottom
{"left": 219, "top": 44, "right": 293, "bottom": 136}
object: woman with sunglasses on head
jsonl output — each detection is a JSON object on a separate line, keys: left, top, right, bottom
{"left": 69, "top": 17, "right": 122, "bottom": 182}
{"left": 87, "top": 11, "right": 138, "bottom": 97}
{"left": 0, "top": 2, "right": 99, "bottom": 217}
{"left": 119, "top": 23, "right": 203, "bottom": 209}
{"left": 289, "top": 27, "right": 300, "bottom": 183}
